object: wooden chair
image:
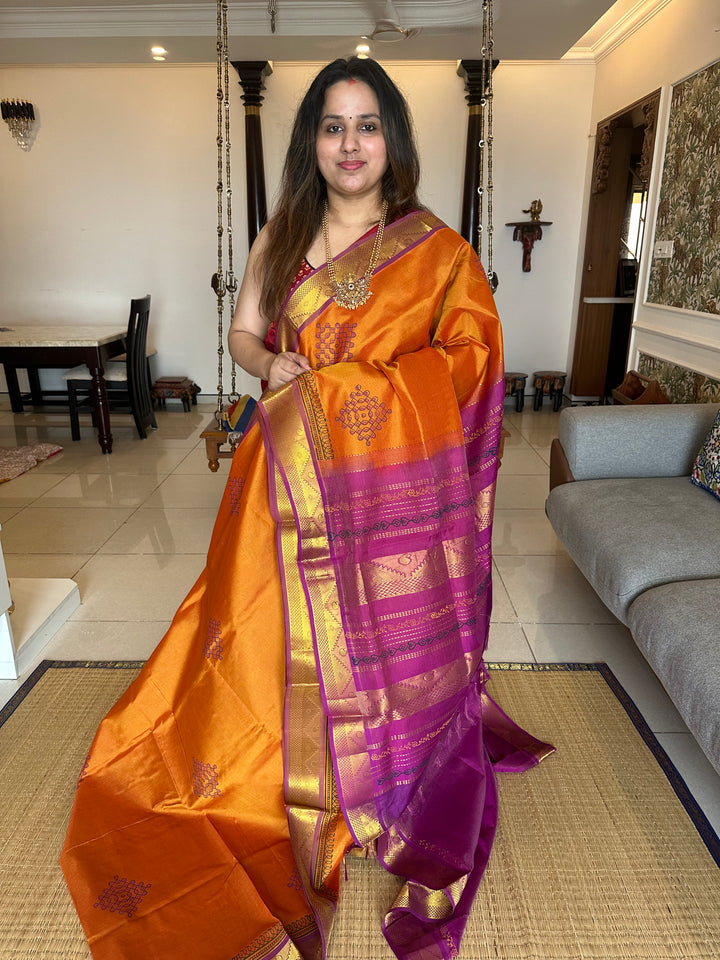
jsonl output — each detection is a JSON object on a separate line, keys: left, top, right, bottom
{"left": 63, "top": 295, "right": 157, "bottom": 441}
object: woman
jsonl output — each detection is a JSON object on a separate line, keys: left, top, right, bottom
{"left": 61, "top": 58, "right": 553, "bottom": 960}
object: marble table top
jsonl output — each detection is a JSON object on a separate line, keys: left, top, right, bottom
{"left": 0, "top": 325, "right": 126, "bottom": 348}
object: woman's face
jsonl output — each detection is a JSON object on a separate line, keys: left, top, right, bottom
{"left": 316, "top": 80, "right": 389, "bottom": 205}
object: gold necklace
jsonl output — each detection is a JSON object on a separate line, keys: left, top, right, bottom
{"left": 322, "top": 200, "right": 389, "bottom": 310}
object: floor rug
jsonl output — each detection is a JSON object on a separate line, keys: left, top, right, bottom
{"left": 0, "top": 661, "right": 718, "bottom": 959}
{"left": 0, "top": 443, "right": 63, "bottom": 483}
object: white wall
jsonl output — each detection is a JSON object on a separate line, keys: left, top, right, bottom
{"left": 588, "top": 0, "right": 720, "bottom": 380}
{"left": 0, "top": 57, "right": 593, "bottom": 401}
{"left": 0, "top": 64, "right": 231, "bottom": 395}
{"left": 491, "top": 61, "right": 595, "bottom": 379}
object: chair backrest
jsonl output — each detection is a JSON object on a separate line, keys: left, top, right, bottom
{"left": 125, "top": 295, "right": 153, "bottom": 429}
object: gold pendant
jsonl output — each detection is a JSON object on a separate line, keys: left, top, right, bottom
{"left": 331, "top": 274, "right": 373, "bottom": 310}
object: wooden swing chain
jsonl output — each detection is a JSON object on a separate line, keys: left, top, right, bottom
{"left": 221, "top": 0, "right": 238, "bottom": 403}
{"left": 213, "top": 0, "right": 238, "bottom": 426}
{"left": 478, "top": 0, "right": 498, "bottom": 292}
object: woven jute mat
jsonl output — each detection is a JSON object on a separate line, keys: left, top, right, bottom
{"left": 1, "top": 662, "right": 718, "bottom": 959}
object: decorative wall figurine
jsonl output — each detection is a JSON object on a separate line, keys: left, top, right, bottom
{"left": 506, "top": 202, "right": 552, "bottom": 272}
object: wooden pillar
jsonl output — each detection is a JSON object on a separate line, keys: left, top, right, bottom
{"left": 457, "top": 59, "right": 498, "bottom": 247}
{"left": 231, "top": 60, "right": 272, "bottom": 248}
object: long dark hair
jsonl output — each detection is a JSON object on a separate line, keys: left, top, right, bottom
{"left": 258, "top": 57, "right": 423, "bottom": 323}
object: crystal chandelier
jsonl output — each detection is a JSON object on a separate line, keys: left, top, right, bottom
{"left": 1, "top": 99, "right": 36, "bottom": 151}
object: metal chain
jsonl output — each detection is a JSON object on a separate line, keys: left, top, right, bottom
{"left": 222, "top": 1, "right": 239, "bottom": 403}
{"left": 486, "top": 0, "right": 496, "bottom": 291}
{"left": 477, "top": 6, "right": 487, "bottom": 261}
{"left": 214, "top": 0, "right": 225, "bottom": 423}
{"left": 213, "top": 0, "right": 239, "bottom": 426}
{"left": 478, "top": 0, "right": 498, "bottom": 292}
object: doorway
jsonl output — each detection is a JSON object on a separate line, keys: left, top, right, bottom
{"left": 570, "top": 90, "right": 661, "bottom": 402}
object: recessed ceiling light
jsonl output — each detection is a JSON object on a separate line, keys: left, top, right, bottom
{"left": 151, "top": 46, "right": 167, "bottom": 55}
{"left": 356, "top": 44, "right": 370, "bottom": 54}
{"left": 153, "top": 56, "right": 166, "bottom": 62}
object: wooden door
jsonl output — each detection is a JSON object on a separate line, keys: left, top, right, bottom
{"left": 570, "top": 91, "right": 660, "bottom": 400}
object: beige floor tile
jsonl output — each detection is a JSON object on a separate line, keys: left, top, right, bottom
{"left": 173, "top": 444, "right": 234, "bottom": 476}
{"left": 0, "top": 505, "right": 24, "bottom": 523}
{"left": 0, "top": 470, "right": 68, "bottom": 507}
{"left": 494, "top": 554, "right": 619, "bottom": 623}
{"left": 0, "top": 423, "right": 102, "bottom": 447}
{"left": 143, "top": 473, "right": 228, "bottom": 510}
{"left": 497, "top": 445, "right": 549, "bottom": 475}
{"left": 486, "top": 622, "right": 534, "bottom": 662}
{"left": 147, "top": 409, "right": 216, "bottom": 441}
{"left": 37, "top": 439, "right": 189, "bottom": 477}
{"left": 495, "top": 474, "right": 549, "bottom": 510}
{"left": 500, "top": 427, "right": 533, "bottom": 448}
{"left": 489, "top": 561, "right": 517, "bottom": 622}
{"left": 43, "top": 619, "right": 171, "bottom": 661}
{"left": 509, "top": 421, "right": 560, "bottom": 448}
{"left": 524, "top": 621, "right": 688, "bottom": 733}
{"left": 3, "top": 553, "right": 91, "bottom": 579}
{"left": 99, "top": 507, "right": 217, "bottom": 555}
{"left": 69, "top": 553, "right": 206, "bottom": 621}
{"left": 32, "top": 440, "right": 118, "bottom": 473}
{"left": 37, "top": 473, "right": 162, "bottom": 508}
{"left": 492, "top": 509, "right": 563, "bottom": 555}
{"left": 655, "top": 732, "right": 720, "bottom": 834}
{"left": 0, "top": 505, "right": 135, "bottom": 554}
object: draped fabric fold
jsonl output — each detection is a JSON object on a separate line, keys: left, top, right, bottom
{"left": 61, "top": 211, "right": 553, "bottom": 960}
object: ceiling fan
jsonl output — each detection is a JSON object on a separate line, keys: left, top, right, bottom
{"left": 367, "top": 1, "right": 421, "bottom": 43}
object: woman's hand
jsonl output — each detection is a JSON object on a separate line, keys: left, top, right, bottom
{"left": 267, "top": 351, "right": 312, "bottom": 391}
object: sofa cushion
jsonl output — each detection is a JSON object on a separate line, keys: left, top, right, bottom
{"left": 691, "top": 408, "right": 720, "bottom": 501}
{"left": 545, "top": 477, "right": 720, "bottom": 623}
{"left": 628, "top": 578, "right": 720, "bottom": 776}
{"left": 558, "top": 403, "right": 720, "bottom": 481}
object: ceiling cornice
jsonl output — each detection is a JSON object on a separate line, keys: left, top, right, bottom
{"left": 0, "top": 1, "right": 481, "bottom": 39}
{"left": 565, "top": 0, "right": 674, "bottom": 63}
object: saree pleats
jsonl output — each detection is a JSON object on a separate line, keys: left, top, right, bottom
{"left": 61, "top": 211, "right": 553, "bottom": 960}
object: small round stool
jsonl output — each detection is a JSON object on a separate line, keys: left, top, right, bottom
{"left": 532, "top": 370, "right": 567, "bottom": 411}
{"left": 504, "top": 372, "right": 528, "bottom": 412}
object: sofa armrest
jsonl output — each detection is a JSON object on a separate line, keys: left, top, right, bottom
{"left": 549, "top": 438, "right": 575, "bottom": 490}
{"left": 557, "top": 403, "right": 719, "bottom": 480}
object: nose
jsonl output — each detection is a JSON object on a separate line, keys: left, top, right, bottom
{"left": 341, "top": 128, "right": 359, "bottom": 153}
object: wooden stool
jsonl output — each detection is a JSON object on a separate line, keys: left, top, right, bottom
{"left": 151, "top": 377, "right": 200, "bottom": 412}
{"left": 532, "top": 370, "right": 567, "bottom": 411}
{"left": 504, "top": 372, "right": 528, "bottom": 412}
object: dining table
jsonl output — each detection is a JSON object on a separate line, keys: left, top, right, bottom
{"left": 0, "top": 323, "right": 128, "bottom": 454}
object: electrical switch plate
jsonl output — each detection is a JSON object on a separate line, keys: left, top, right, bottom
{"left": 654, "top": 239, "right": 675, "bottom": 258}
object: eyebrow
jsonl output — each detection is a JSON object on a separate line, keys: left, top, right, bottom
{"left": 319, "top": 112, "right": 382, "bottom": 123}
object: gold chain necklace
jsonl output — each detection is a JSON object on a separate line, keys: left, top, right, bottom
{"left": 322, "top": 200, "right": 389, "bottom": 310}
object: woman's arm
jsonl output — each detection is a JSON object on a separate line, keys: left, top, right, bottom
{"left": 228, "top": 226, "right": 311, "bottom": 391}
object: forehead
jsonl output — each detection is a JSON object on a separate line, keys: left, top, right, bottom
{"left": 321, "top": 80, "right": 380, "bottom": 117}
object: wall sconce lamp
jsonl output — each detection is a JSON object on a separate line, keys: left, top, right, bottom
{"left": 506, "top": 199, "right": 552, "bottom": 272}
{"left": 1, "top": 99, "right": 36, "bottom": 151}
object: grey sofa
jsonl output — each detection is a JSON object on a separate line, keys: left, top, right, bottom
{"left": 545, "top": 403, "right": 720, "bottom": 775}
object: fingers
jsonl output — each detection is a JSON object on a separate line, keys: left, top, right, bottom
{"left": 267, "top": 352, "right": 311, "bottom": 391}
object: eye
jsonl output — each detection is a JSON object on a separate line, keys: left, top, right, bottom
{"left": 325, "top": 123, "right": 343, "bottom": 135}
{"left": 360, "top": 122, "right": 377, "bottom": 133}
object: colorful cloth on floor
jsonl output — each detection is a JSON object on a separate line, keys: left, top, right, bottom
{"left": 61, "top": 210, "right": 554, "bottom": 960}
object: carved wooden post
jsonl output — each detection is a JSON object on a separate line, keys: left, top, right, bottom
{"left": 231, "top": 60, "right": 272, "bottom": 248}
{"left": 457, "top": 59, "right": 498, "bottom": 246}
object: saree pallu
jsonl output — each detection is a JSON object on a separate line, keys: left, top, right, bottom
{"left": 61, "top": 211, "right": 553, "bottom": 960}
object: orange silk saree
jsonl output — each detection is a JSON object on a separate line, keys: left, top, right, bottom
{"left": 61, "top": 211, "right": 553, "bottom": 960}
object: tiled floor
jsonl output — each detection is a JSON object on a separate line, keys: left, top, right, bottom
{"left": 1, "top": 399, "right": 719, "bottom": 834}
